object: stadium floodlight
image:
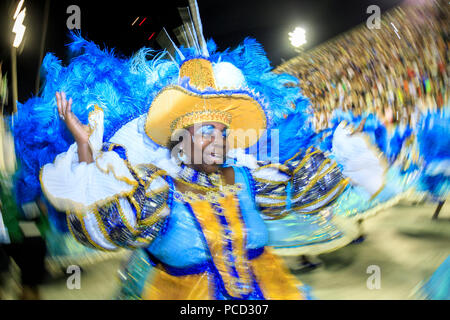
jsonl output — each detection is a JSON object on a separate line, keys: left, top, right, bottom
{"left": 12, "top": 0, "right": 26, "bottom": 48}
{"left": 289, "top": 27, "right": 307, "bottom": 48}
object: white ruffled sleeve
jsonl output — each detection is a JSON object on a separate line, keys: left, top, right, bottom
{"left": 41, "top": 107, "right": 170, "bottom": 251}
{"left": 331, "top": 121, "right": 387, "bottom": 197}
{"left": 40, "top": 107, "right": 138, "bottom": 212}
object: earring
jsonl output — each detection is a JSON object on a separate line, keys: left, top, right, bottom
{"left": 177, "top": 150, "right": 187, "bottom": 164}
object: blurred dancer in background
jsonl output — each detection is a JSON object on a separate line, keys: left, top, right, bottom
{"left": 0, "top": 119, "right": 47, "bottom": 300}
{"left": 0, "top": 64, "right": 47, "bottom": 299}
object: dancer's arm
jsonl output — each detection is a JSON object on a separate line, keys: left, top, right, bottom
{"left": 55, "top": 91, "right": 93, "bottom": 163}
{"left": 40, "top": 92, "right": 169, "bottom": 250}
{"left": 249, "top": 150, "right": 349, "bottom": 219}
{"left": 250, "top": 164, "right": 291, "bottom": 218}
{"left": 250, "top": 129, "right": 385, "bottom": 218}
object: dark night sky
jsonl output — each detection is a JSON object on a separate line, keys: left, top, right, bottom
{"left": 0, "top": 0, "right": 404, "bottom": 109}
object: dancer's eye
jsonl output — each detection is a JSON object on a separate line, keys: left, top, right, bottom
{"left": 196, "top": 125, "right": 215, "bottom": 137}
{"left": 194, "top": 125, "right": 227, "bottom": 140}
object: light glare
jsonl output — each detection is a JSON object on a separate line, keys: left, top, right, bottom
{"left": 12, "top": 8, "right": 26, "bottom": 48}
{"left": 289, "top": 27, "right": 307, "bottom": 48}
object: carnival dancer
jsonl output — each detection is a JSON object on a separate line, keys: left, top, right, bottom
{"left": 36, "top": 38, "right": 393, "bottom": 298}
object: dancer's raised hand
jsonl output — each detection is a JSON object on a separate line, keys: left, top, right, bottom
{"left": 55, "top": 91, "right": 90, "bottom": 144}
{"left": 55, "top": 91, "right": 93, "bottom": 163}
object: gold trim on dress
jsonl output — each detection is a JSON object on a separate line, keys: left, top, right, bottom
{"left": 291, "top": 158, "right": 333, "bottom": 201}
{"left": 253, "top": 176, "right": 289, "bottom": 185}
{"left": 291, "top": 148, "right": 322, "bottom": 175}
{"left": 291, "top": 178, "right": 350, "bottom": 212}
{"left": 283, "top": 148, "right": 303, "bottom": 165}
{"left": 39, "top": 165, "right": 139, "bottom": 218}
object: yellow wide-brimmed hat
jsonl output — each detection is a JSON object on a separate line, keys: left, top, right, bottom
{"left": 145, "top": 58, "right": 267, "bottom": 149}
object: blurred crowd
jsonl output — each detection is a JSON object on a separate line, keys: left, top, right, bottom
{"left": 278, "top": 0, "right": 449, "bottom": 132}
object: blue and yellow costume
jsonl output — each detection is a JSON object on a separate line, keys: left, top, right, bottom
{"left": 38, "top": 95, "right": 352, "bottom": 299}
{"left": 35, "top": 46, "right": 384, "bottom": 299}
{"left": 48, "top": 147, "right": 349, "bottom": 299}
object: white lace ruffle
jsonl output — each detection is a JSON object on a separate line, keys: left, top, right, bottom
{"left": 40, "top": 108, "right": 137, "bottom": 212}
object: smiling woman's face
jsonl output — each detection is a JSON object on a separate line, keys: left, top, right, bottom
{"left": 182, "top": 121, "right": 228, "bottom": 174}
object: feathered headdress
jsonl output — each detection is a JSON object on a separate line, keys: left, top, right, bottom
{"left": 12, "top": 1, "right": 312, "bottom": 205}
